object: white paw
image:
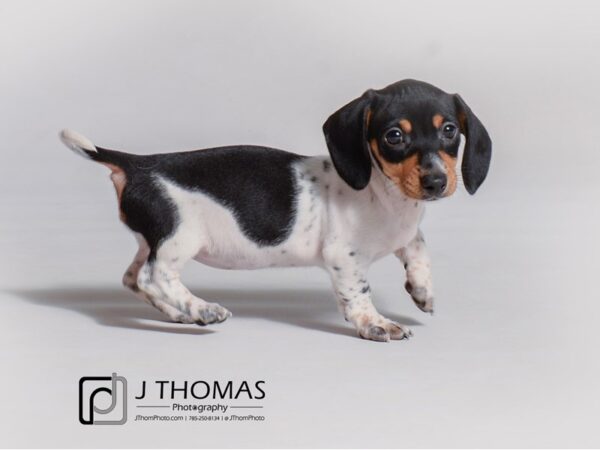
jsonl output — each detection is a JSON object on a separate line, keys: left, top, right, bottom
{"left": 357, "top": 316, "right": 412, "bottom": 342}
{"left": 405, "top": 281, "right": 434, "bottom": 314}
{"left": 191, "top": 302, "right": 232, "bottom": 326}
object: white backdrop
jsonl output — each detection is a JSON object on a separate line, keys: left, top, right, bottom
{"left": 1, "top": 0, "right": 600, "bottom": 447}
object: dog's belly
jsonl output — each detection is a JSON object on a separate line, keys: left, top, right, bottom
{"left": 192, "top": 249, "right": 312, "bottom": 270}
{"left": 191, "top": 224, "right": 323, "bottom": 271}
{"left": 160, "top": 176, "right": 324, "bottom": 270}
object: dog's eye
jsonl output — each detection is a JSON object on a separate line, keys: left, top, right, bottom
{"left": 442, "top": 123, "right": 458, "bottom": 139}
{"left": 384, "top": 128, "right": 405, "bottom": 146}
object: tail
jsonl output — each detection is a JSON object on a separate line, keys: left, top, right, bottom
{"left": 59, "top": 129, "right": 136, "bottom": 169}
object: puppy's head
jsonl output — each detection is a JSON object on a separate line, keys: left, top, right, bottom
{"left": 322, "top": 79, "right": 492, "bottom": 199}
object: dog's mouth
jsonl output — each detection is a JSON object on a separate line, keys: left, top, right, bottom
{"left": 398, "top": 183, "right": 452, "bottom": 202}
{"left": 420, "top": 193, "right": 443, "bottom": 201}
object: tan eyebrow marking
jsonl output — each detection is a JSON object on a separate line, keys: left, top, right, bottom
{"left": 399, "top": 119, "right": 412, "bottom": 134}
{"left": 432, "top": 114, "right": 444, "bottom": 128}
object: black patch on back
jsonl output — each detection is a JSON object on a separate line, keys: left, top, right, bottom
{"left": 120, "top": 146, "right": 305, "bottom": 248}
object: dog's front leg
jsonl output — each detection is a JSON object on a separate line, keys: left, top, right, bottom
{"left": 395, "top": 229, "right": 434, "bottom": 314}
{"left": 324, "top": 250, "right": 412, "bottom": 342}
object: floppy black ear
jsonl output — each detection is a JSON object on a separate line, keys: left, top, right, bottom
{"left": 454, "top": 94, "right": 492, "bottom": 194}
{"left": 322, "top": 90, "right": 374, "bottom": 190}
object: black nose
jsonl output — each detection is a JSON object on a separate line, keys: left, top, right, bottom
{"left": 420, "top": 173, "right": 447, "bottom": 197}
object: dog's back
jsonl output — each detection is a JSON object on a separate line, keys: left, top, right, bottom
{"left": 60, "top": 130, "right": 308, "bottom": 255}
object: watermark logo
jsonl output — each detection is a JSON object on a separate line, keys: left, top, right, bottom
{"left": 78, "top": 373, "right": 128, "bottom": 425}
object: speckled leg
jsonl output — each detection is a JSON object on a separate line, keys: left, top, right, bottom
{"left": 396, "top": 229, "right": 434, "bottom": 314}
{"left": 324, "top": 247, "right": 411, "bottom": 342}
{"left": 122, "top": 235, "right": 186, "bottom": 320}
{"left": 122, "top": 235, "right": 150, "bottom": 294}
{"left": 136, "top": 230, "right": 231, "bottom": 326}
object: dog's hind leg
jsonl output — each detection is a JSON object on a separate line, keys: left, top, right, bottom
{"left": 122, "top": 234, "right": 196, "bottom": 323}
{"left": 136, "top": 228, "right": 232, "bottom": 326}
{"left": 122, "top": 234, "right": 150, "bottom": 294}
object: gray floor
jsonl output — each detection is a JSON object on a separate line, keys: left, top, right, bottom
{"left": 2, "top": 1, "right": 600, "bottom": 447}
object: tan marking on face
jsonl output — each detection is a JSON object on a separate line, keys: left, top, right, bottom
{"left": 103, "top": 163, "right": 127, "bottom": 222}
{"left": 432, "top": 114, "right": 444, "bottom": 129}
{"left": 370, "top": 139, "right": 422, "bottom": 199}
{"left": 399, "top": 119, "right": 412, "bottom": 134}
{"left": 438, "top": 151, "right": 457, "bottom": 196}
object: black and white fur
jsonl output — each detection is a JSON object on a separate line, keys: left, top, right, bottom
{"left": 60, "top": 79, "right": 492, "bottom": 342}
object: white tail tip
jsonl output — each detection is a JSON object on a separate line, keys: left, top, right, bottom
{"left": 59, "top": 129, "right": 97, "bottom": 157}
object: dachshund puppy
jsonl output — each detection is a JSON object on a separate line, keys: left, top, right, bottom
{"left": 60, "top": 79, "right": 491, "bottom": 342}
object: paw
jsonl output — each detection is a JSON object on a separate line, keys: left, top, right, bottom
{"left": 405, "top": 281, "right": 434, "bottom": 314}
{"left": 357, "top": 317, "right": 412, "bottom": 342}
{"left": 192, "top": 302, "right": 232, "bottom": 326}
{"left": 382, "top": 318, "right": 412, "bottom": 340}
{"left": 173, "top": 313, "right": 196, "bottom": 324}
